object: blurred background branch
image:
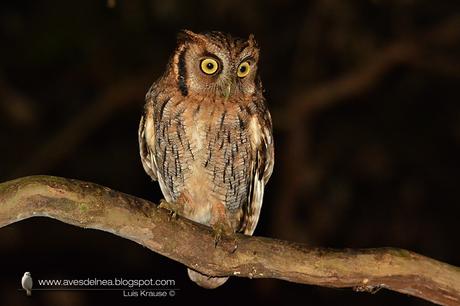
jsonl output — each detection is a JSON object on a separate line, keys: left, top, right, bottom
{"left": 272, "top": 15, "right": 460, "bottom": 242}
{"left": 9, "top": 75, "right": 151, "bottom": 178}
{"left": 283, "top": 15, "right": 460, "bottom": 121}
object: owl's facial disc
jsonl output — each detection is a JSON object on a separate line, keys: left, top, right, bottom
{"left": 176, "top": 30, "right": 259, "bottom": 98}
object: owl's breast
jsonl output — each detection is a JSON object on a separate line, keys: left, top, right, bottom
{"left": 181, "top": 100, "right": 252, "bottom": 212}
{"left": 154, "top": 95, "right": 253, "bottom": 226}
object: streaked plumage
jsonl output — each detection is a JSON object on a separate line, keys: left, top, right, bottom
{"left": 138, "top": 30, "right": 274, "bottom": 288}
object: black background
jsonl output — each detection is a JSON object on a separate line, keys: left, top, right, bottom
{"left": 1, "top": 1, "right": 459, "bottom": 305}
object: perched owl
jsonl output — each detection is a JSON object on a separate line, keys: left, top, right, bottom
{"left": 138, "top": 30, "right": 274, "bottom": 288}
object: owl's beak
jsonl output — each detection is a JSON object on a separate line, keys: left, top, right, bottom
{"left": 223, "top": 81, "right": 233, "bottom": 101}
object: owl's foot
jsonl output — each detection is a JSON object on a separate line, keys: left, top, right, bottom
{"left": 212, "top": 222, "right": 231, "bottom": 247}
{"left": 209, "top": 202, "right": 238, "bottom": 252}
{"left": 211, "top": 222, "right": 238, "bottom": 253}
{"left": 158, "top": 199, "right": 180, "bottom": 220}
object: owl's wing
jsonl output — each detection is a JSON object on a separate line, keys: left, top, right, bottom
{"left": 242, "top": 113, "right": 274, "bottom": 235}
{"left": 138, "top": 102, "right": 158, "bottom": 181}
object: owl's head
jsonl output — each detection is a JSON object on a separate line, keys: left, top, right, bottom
{"left": 169, "top": 30, "right": 261, "bottom": 99}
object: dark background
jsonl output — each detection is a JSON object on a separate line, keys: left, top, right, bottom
{"left": 1, "top": 0, "right": 459, "bottom": 305}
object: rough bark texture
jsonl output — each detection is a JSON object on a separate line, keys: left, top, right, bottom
{"left": 0, "top": 176, "right": 459, "bottom": 305}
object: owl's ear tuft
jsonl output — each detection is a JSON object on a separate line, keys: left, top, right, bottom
{"left": 177, "top": 29, "right": 203, "bottom": 44}
{"left": 247, "top": 34, "right": 260, "bottom": 60}
{"left": 247, "top": 34, "right": 258, "bottom": 48}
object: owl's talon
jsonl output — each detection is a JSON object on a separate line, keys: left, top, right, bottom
{"left": 158, "top": 199, "right": 179, "bottom": 220}
{"left": 213, "top": 231, "right": 238, "bottom": 253}
{"left": 168, "top": 211, "right": 178, "bottom": 220}
{"left": 213, "top": 230, "right": 223, "bottom": 247}
{"left": 211, "top": 222, "right": 235, "bottom": 249}
{"left": 230, "top": 240, "right": 238, "bottom": 253}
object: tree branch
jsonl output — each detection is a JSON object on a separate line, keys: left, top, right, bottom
{"left": 1, "top": 176, "right": 459, "bottom": 305}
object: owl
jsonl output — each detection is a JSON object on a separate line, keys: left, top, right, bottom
{"left": 138, "top": 30, "right": 274, "bottom": 288}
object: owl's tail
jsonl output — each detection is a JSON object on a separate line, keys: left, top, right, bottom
{"left": 187, "top": 268, "right": 228, "bottom": 289}
{"left": 26, "top": 289, "right": 32, "bottom": 296}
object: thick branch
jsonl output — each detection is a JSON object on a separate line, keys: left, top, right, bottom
{"left": 1, "top": 176, "right": 459, "bottom": 305}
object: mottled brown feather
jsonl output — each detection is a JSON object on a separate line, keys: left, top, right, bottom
{"left": 138, "top": 30, "right": 274, "bottom": 288}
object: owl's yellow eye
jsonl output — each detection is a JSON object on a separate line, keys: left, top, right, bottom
{"left": 200, "top": 58, "right": 219, "bottom": 75}
{"left": 237, "top": 61, "right": 251, "bottom": 78}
